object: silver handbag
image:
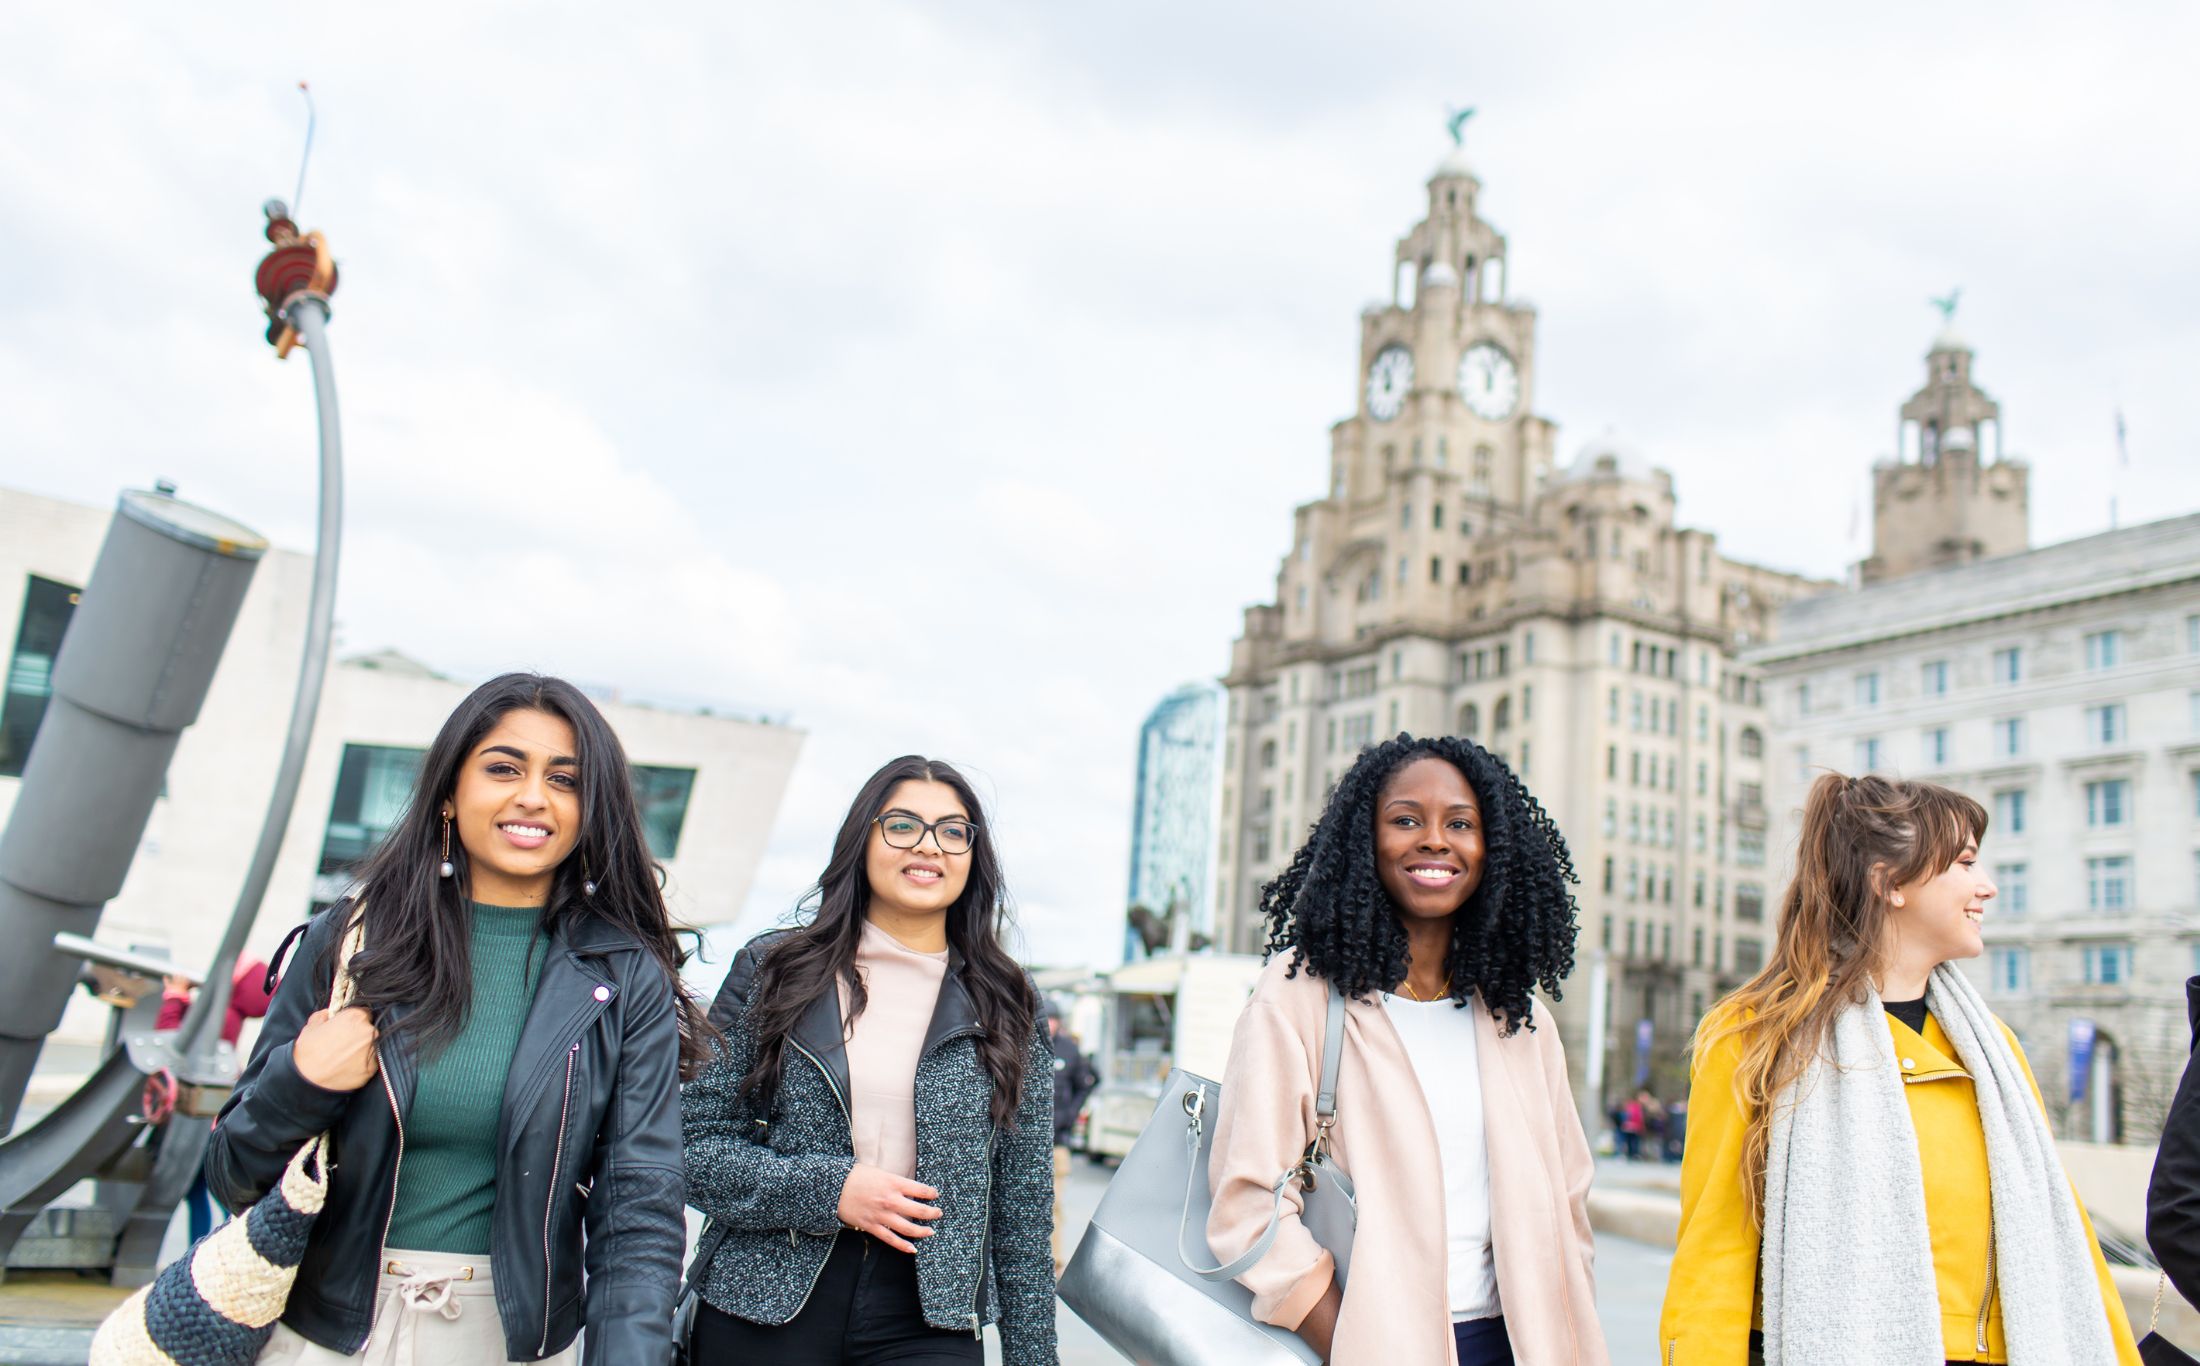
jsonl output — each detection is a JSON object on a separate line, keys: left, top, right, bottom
{"left": 1058, "top": 983, "right": 1356, "bottom": 1366}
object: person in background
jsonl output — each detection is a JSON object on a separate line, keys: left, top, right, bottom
{"left": 1618, "top": 1093, "right": 1645, "bottom": 1161}
{"left": 1661, "top": 1095, "right": 1687, "bottom": 1164}
{"left": 1661, "top": 773, "right": 2136, "bottom": 1365}
{"left": 2146, "top": 970, "right": 2200, "bottom": 1328}
{"left": 156, "top": 959, "right": 272, "bottom": 1242}
{"left": 1046, "top": 1000, "right": 1097, "bottom": 1274}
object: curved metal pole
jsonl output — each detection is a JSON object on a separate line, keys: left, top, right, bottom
{"left": 175, "top": 292, "right": 343, "bottom": 1058}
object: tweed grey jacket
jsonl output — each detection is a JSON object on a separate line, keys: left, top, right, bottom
{"left": 682, "top": 930, "right": 1058, "bottom": 1365}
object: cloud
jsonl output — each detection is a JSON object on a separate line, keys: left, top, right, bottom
{"left": 4, "top": 1, "right": 2197, "bottom": 977}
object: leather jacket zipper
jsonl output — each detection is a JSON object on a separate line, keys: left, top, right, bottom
{"left": 538, "top": 1041, "right": 579, "bottom": 1356}
{"left": 366, "top": 1059, "right": 405, "bottom": 1345}
{"left": 783, "top": 1037, "right": 852, "bottom": 1320}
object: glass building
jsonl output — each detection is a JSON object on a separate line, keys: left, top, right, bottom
{"left": 1124, "top": 682, "right": 1221, "bottom": 961}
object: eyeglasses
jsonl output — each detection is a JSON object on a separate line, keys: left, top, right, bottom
{"left": 874, "top": 814, "right": 978, "bottom": 855}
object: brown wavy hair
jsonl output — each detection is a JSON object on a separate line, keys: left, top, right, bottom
{"left": 1697, "top": 771, "right": 1987, "bottom": 1225}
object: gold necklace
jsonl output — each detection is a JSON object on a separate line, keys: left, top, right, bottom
{"left": 1396, "top": 976, "right": 1452, "bottom": 1002}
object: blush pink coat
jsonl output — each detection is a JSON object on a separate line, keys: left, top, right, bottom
{"left": 1206, "top": 956, "right": 1608, "bottom": 1366}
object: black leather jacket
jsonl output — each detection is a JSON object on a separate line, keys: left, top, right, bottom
{"left": 207, "top": 902, "right": 686, "bottom": 1364}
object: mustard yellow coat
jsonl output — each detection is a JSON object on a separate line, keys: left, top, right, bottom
{"left": 1658, "top": 1006, "right": 2139, "bottom": 1365}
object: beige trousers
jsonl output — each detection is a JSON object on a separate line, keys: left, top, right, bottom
{"left": 1051, "top": 1144, "right": 1071, "bottom": 1270}
{"left": 257, "top": 1249, "right": 579, "bottom": 1366}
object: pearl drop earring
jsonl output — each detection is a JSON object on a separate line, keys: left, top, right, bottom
{"left": 438, "top": 815, "right": 455, "bottom": 879}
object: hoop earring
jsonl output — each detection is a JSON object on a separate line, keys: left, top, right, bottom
{"left": 438, "top": 816, "right": 455, "bottom": 879}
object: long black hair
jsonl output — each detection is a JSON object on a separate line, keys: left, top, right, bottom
{"left": 739, "top": 756, "right": 1037, "bottom": 1128}
{"left": 1262, "top": 733, "right": 1579, "bottom": 1034}
{"left": 326, "top": 672, "right": 717, "bottom": 1077}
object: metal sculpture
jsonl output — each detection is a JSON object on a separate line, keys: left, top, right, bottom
{"left": 0, "top": 196, "right": 346, "bottom": 1288}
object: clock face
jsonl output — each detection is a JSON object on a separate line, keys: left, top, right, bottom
{"left": 1365, "top": 345, "right": 1413, "bottom": 422}
{"left": 1457, "top": 342, "right": 1520, "bottom": 422}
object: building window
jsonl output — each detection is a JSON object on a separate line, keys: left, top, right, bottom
{"left": 1630, "top": 691, "right": 1643, "bottom": 731}
{"left": 1995, "top": 862, "right": 2027, "bottom": 914}
{"left": 2085, "top": 778, "right": 2130, "bottom": 828}
{"left": 1993, "top": 716, "right": 2024, "bottom": 758}
{"left": 2081, "top": 942, "right": 2134, "bottom": 985}
{"left": 1523, "top": 631, "right": 1535, "bottom": 664}
{"left": 1993, "top": 646, "right": 2022, "bottom": 685}
{"left": 315, "top": 744, "right": 429, "bottom": 902}
{"left": 1693, "top": 813, "right": 1707, "bottom": 852}
{"left": 1626, "top": 860, "right": 1640, "bottom": 901}
{"left": 1433, "top": 503, "right": 1444, "bottom": 530}
{"left": 1606, "top": 745, "right": 1618, "bottom": 779}
{"left": 1923, "top": 726, "right": 1950, "bottom": 767}
{"left": 1697, "top": 705, "right": 1709, "bottom": 742}
{"left": 2084, "top": 703, "right": 2127, "bottom": 746}
{"left": 1733, "top": 938, "right": 1764, "bottom": 974}
{"left": 633, "top": 765, "right": 698, "bottom": 858}
{"left": 1994, "top": 789, "right": 2028, "bottom": 836}
{"left": 1988, "top": 947, "right": 2030, "bottom": 995}
{"left": 1855, "top": 737, "right": 1883, "bottom": 772}
{"left": 1735, "top": 883, "right": 1764, "bottom": 922}
{"left": 1603, "top": 800, "right": 1617, "bottom": 837}
{"left": 1796, "top": 681, "right": 1811, "bottom": 715}
{"left": 1922, "top": 660, "right": 1949, "bottom": 696}
{"left": 1696, "top": 761, "right": 1707, "bottom": 796}
{"left": 0, "top": 575, "right": 80, "bottom": 779}
{"left": 1607, "top": 687, "right": 1620, "bottom": 723}
{"left": 2189, "top": 614, "right": 2199, "bottom": 654}
{"left": 2085, "top": 855, "right": 2133, "bottom": 913}
{"left": 1602, "top": 858, "right": 1614, "bottom": 893}
{"left": 2083, "top": 629, "right": 2122, "bottom": 671}
{"left": 1739, "top": 726, "right": 1762, "bottom": 757}
{"left": 1628, "top": 804, "right": 1642, "bottom": 843}
{"left": 1692, "top": 926, "right": 1705, "bottom": 965}
{"left": 1855, "top": 671, "right": 1881, "bottom": 706}
{"left": 1738, "top": 829, "right": 1765, "bottom": 866}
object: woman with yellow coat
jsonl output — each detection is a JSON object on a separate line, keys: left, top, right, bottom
{"left": 1660, "top": 773, "right": 2138, "bottom": 1365}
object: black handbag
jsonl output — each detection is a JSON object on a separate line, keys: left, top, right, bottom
{"left": 2141, "top": 1271, "right": 2200, "bottom": 1366}
{"left": 671, "top": 1220, "right": 731, "bottom": 1366}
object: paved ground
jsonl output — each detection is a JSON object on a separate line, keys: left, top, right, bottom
{"left": 1022, "top": 1155, "right": 1677, "bottom": 1365}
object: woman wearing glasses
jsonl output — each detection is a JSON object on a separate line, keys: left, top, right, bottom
{"left": 683, "top": 756, "right": 1058, "bottom": 1366}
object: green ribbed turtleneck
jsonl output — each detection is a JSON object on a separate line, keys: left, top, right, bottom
{"left": 384, "top": 901, "right": 548, "bottom": 1254}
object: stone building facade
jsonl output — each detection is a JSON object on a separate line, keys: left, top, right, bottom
{"left": 1755, "top": 388, "right": 2200, "bottom": 1143}
{"left": 1215, "top": 142, "right": 1829, "bottom": 1119}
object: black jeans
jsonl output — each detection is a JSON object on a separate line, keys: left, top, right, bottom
{"left": 1453, "top": 1314, "right": 1513, "bottom": 1366}
{"left": 694, "top": 1233, "right": 984, "bottom": 1365}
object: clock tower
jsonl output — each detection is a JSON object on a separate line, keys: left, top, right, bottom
{"left": 1339, "top": 134, "right": 1557, "bottom": 530}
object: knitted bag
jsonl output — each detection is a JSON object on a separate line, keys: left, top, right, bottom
{"left": 89, "top": 915, "right": 365, "bottom": 1366}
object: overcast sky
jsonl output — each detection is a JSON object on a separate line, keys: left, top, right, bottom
{"left": 5, "top": 3, "right": 2196, "bottom": 973}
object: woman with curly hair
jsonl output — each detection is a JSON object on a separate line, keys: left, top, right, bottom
{"left": 1206, "top": 734, "right": 1607, "bottom": 1366}
{"left": 1660, "top": 773, "right": 2136, "bottom": 1365}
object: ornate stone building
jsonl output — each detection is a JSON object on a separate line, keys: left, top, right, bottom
{"left": 1754, "top": 330, "right": 2200, "bottom": 1143}
{"left": 1215, "top": 139, "right": 1829, "bottom": 1118}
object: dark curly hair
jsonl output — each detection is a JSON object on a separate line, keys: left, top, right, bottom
{"left": 1261, "top": 732, "right": 1580, "bottom": 1034}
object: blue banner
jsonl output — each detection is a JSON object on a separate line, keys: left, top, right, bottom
{"left": 2068, "top": 1017, "right": 2096, "bottom": 1105}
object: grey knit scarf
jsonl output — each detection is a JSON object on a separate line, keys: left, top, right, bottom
{"left": 1758, "top": 963, "right": 2118, "bottom": 1365}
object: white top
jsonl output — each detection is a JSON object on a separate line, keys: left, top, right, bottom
{"left": 1380, "top": 993, "right": 1500, "bottom": 1321}
{"left": 837, "top": 921, "right": 948, "bottom": 1178}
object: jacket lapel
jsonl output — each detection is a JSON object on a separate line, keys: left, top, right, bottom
{"left": 918, "top": 948, "right": 981, "bottom": 1060}
{"left": 499, "top": 918, "right": 622, "bottom": 1154}
{"left": 791, "top": 976, "right": 851, "bottom": 1108}
{"left": 1472, "top": 1000, "right": 1574, "bottom": 1351}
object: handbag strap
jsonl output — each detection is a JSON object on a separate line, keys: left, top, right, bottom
{"left": 327, "top": 905, "right": 368, "bottom": 1014}
{"left": 680, "top": 1220, "right": 731, "bottom": 1306}
{"left": 1179, "top": 981, "right": 1348, "bottom": 1282}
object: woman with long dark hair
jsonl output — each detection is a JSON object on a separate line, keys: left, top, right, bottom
{"left": 207, "top": 673, "right": 706, "bottom": 1365}
{"left": 683, "top": 756, "right": 1057, "bottom": 1365}
{"left": 1207, "top": 734, "right": 1606, "bottom": 1366}
{"left": 1661, "top": 773, "right": 2137, "bottom": 1364}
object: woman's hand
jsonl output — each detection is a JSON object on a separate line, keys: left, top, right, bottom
{"left": 1296, "top": 1279, "right": 1343, "bottom": 1362}
{"left": 836, "top": 1163, "right": 943, "bottom": 1254}
{"left": 292, "top": 1007, "right": 379, "bottom": 1091}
